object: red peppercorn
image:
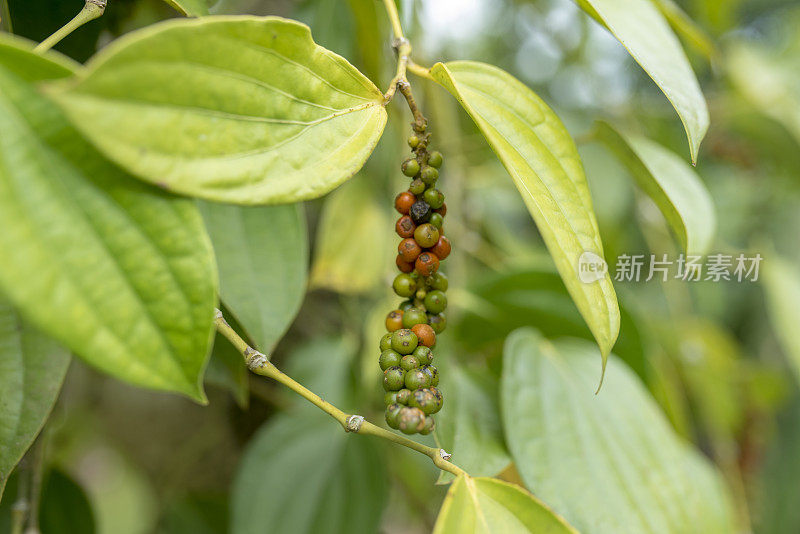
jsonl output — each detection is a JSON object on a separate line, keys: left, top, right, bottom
{"left": 434, "top": 203, "right": 447, "bottom": 217}
{"left": 431, "top": 235, "right": 451, "bottom": 260}
{"left": 395, "top": 216, "right": 416, "bottom": 238}
{"left": 396, "top": 255, "right": 414, "bottom": 273}
{"left": 398, "top": 238, "right": 422, "bottom": 262}
{"left": 415, "top": 252, "right": 440, "bottom": 276}
{"left": 395, "top": 192, "right": 416, "bottom": 214}
{"left": 412, "top": 324, "right": 436, "bottom": 347}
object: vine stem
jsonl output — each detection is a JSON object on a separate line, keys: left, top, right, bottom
{"left": 214, "top": 309, "right": 467, "bottom": 478}
{"left": 33, "top": 0, "right": 106, "bottom": 53}
{"left": 380, "top": 0, "right": 427, "bottom": 132}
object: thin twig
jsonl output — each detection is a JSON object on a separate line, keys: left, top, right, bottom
{"left": 34, "top": 0, "right": 106, "bottom": 53}
{"left": 214, "top": 309, "right": 466, "bottom": 478}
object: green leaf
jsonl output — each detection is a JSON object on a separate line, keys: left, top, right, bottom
{"left": 204, "top": 307, "right": 249, "bottom": 407}
{"left": 159, "top": 493, "right": 228, "bottom": 534}
{"left": 199, "top": 202, "right": 307, "bottom": 353}
{"left": 762, "top": 255, "right": 800, "bottom": 382}
{"left": 231, "top": 413, "right": 386, "bottom": 534}
{"left": 595, "top": 121, "right": 716, "bottom": 255}
{"left": 433, "top": 476, "right": 577, "bottom": 534}
{"left": 501, "top": 329, "right": 737, "bottom": 534}
{"left": 162, "top": 0, "right": 212, "bottom": 17}
{"left": 310, "top": 175, "right": 392, "bottom": 293}
{"left": 0, "top": 298, "right": 70, "bottom": 499}
{"left": 652, "top": 0, "right": 718, "bottom": 61}
{"left": 574, "top": 0, "right": 709, "bottom": 162}
{"left": 49, "top": 16, "right": 388, "bottom": 205}
{"left": 435, "top": 365, "right": 510, "bottom": 484}
{"left": 431, "top": 61, "right": 620, "bottom": 369}
{"left": 39, "top": 469, "right": 96, "bottom": 534}
{"left": 0, "top": 35, "right": 217, "bottom": 401}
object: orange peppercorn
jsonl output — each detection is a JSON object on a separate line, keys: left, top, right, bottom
{"left": 395, "top": 215, "right": 416, "bottom": 238}
{"left": 385, "top": 310, "right": 404, "bottom": 331}
{"left": 394, "top": 192, "right": 416, "bottom": 215}
{"left": 398, "top": 238, "right": 422, "bottom": 262}
{"left": 412, "top": 324, "right": 436, "bottom": 347}
{"left": 434, "top": 202, "right": 447, "bottom": 217}
{"left": 431, "top": 235, "right": 451, "bottom": 260}
{"left": 415, "top": 252, "right": 440, "bottom": 276}
{"left": 396, "top": 255, "right": 414, "bottom": 273}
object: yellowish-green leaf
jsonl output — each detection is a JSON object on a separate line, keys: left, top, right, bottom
{"left": 433, "top": 476, "right": 577, "bottom": 534}
{"left": 431, "top": 61, "right": 619, "bottom": 369}
{"left": 311, "top": 176, "right": 391, "bottom": 293}
{"left": 728, "top": 41, "right": 800, "bottom": 146}
{"left": 0, "top": 298, "right": 70, "bottom": 500}
{"left": 49, "top": 16, "right": 387, "bottom": 205}
{"left": 762, "top": 255, "right": 800, "bottom": 382}
{"left": 574, "top": 0, "right": 709, "bottom": 162}
{"left": 199, "top": 202, "right": 308, "bottom": 353}
{"left": 0, "top": 35, "right": 217, "bottom": 401}
{"left": 501, "top": 329, "right": 737, "bottom": 534}
{"left": 596, "top": 121, "right": 715, "bottom": 255}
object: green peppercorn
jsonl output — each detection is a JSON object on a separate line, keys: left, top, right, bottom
{"left": 429, "top": 386, "right": 444, "bottom": 412}
{"left": 383, "top": 366, "right": 405, "bottom": 391}
{"left": 402, "top": 158, "right": 420, "bottom": 177}
{"left": 380, "top": 332, "right": 393, "bottom": 351}
{"left": 408, "top": 135, "right": 420, "bottom": 148}
{"left": 429, "top": 272, "right": 449, "bottom": 292}
{"left": 420, "top": 364, "right": 439, "bottom": 387}
{"left": 415, "top": 289, "right": 427, "bottom": 300}
{"left": 391, "top": 329, "right": 418, "bottom": 355}
{"left": 427, "top": 151, "right": 443, "bottom": 168}
{"left": 413, "top": 345, "right": 433, "bottom": 364}
{"left": 393, "top": 273, "right": 417, "bottom": 298}
{"left": 423, "top": 188, "right": 445, "bottom": 209}
{"left": 414, "top": 223, "right": 440, "bottom": 248}
{"left": 402, "top": 307, "right": 428, "bottom": 328}
{"left": 385, "top": 403, "right": 403, "bottom": 429}
{"left": 411, "top": 387, "right": 439, "bottom": 415}
{"left": 419, "top": 416, "right": 436, "bottom": 435}
{"left": 398, "top": 407, "right": 426, "bottom": 434}
{"left": 405, "top": 368, "right": 431, "bottom": 389}
{"left": 399, "top": 300, "right": 415, "bottom": 312}
{"left": 409, "top": 178, "right": 426, "bottom": 196}
{"left": 429, "top": 212, "right": 444, "bottom": 229}
{"left": 396, "top": 388, "right": 411, "bottom": 405}
{"left": 379, "top": 349, "right": 402, "bottom": 370}
{"left": 384, "top": 391, "right": 399, "bottom": 405}
{"left": 424, "top": 290, "right": 447, "bottom": 314}
{"left": 400, "top": 354, "right": 421, "bottom": 371}
{"left": 428, "top": 312, "right": 447, "bottom": 334}
{"left": 420, "top": 166, "right": 439, "bottom": 185}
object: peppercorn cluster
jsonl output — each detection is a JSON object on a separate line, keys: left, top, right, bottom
{"left": 381, "top": 132, "right": 450, "bottom": 435}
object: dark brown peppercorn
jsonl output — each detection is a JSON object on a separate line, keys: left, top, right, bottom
{"left": 409, "top": 200, "right": 431, "bottom": 224}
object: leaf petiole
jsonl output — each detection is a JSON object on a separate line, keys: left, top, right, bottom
{"left": 33, "top": 0, "right": 106, "bottom": 53}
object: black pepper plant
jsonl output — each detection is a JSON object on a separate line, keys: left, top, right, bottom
{"left": 0, "top": 0, "right": 776, "bottom": 532}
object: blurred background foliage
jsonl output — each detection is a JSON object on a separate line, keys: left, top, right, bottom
{"left": 2, "top": 0, "right": 800, "bottom": 532}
